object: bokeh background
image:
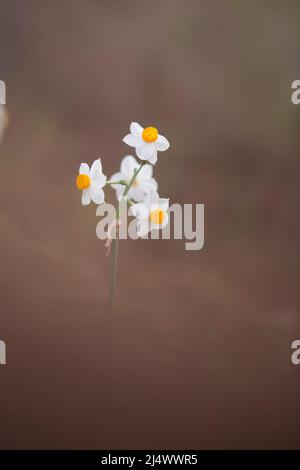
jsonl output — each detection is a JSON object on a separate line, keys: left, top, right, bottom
{"left": 0, "top": 0, "right": 300, "bottom": 450}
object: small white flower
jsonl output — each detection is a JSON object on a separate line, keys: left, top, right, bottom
{"left": 123, "top": 122, "right": 169, "bottom": 164}
{"left": 110, "top": 155, "right": 158, "bottom": 202}
{"left": 76, "top": 158, "right": 107, "bottom": 206}
{"left": 130, "top": 190, "right": 169, "bottom": 237}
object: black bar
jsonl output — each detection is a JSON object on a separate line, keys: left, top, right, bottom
{"left": 0, "top": 450, "right": 299, "bottom": 467}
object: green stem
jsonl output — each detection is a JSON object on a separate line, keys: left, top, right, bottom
{"left": 106, "top": 180, "right": 127, "bottom": 186}
{"left": 123, "top": 163, "right": 144, "bottom": 197}
{"left": 109, "top": 163, "right": 144, "bottom": 318}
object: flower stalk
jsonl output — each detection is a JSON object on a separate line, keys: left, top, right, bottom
{"left": 109, "top": 162, "right": 145, "bottom": 318}
{"left": 106, "top": 180, "right": 127, "bottom": 186}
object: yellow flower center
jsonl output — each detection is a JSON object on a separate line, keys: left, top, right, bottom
{"left": 76, "top": 174, "right": 91, "bottom": 190}
{"left": 150, "top": 208, "right": 165, "bottom": 225}
{"left": 142, "top": 126, "right": 158, "bottom": 143}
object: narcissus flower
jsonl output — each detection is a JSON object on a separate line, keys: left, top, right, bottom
{"left": 110, "top": 155, "right": 157, "bottom": 202}
{"left": 76, "top": 158, "right": 107, "bottom": 206}
{"left": 130, "top": 190, "right": 169, "bottom": 237}
{"left": 123, "top": 122, "right": 169, "bottom": 165}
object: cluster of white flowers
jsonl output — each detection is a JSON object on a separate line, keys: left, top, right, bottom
{"left": 76, "top": 121, "right": 170, "bottom": 237}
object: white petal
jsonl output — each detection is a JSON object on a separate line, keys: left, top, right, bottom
{"left": 90, "top": 185, "right": 105, "bottom": 204}
{"left": 81, "top": 189, "right": 91, "bottom": 206}
{"left": 130, "top": 122, "right": 143, "bottom": 136}
{"left": 136, "top": 142, "right": 156, "bottom": 161}
{"left": 159, "top": 198, "right": 169, "bottom": 211}
{"left": 155, "top": 135, "right": 170, "bottom": 151}
{"left": 149, "top": 191, "right": 160, "bottom": 203}
{"left": 130, "top": 202, "right": 149, "bottom": 219}
{"left": 148, "top": 150, "right": 157, "bottom": 165}
{"left": 123, "top": 134, "right": 141, "bottom": 147}
{"left": 120, "top": 155, "right": 138, "bottom": 178}
{"left": 110, "top": 171, "right": 123, "bottom": 182}
{"left": 90, "top": 158, "right": 105, "bottom": 181}
{"left": 142, "top": 190, "right": 159, "bottom": 213}
{"left": 138, "top": 163, "right": 153, "bottom": 180}
{"left": 79, "top": 163, "right": 90, "bottom": 175}
{"left": 93, "top": 174, "right": 107, "bottom": 188}
{"left": 110, "top": 171, "right": 126, "bottom": 199}
{"left": 149, "top": 203, "right": 159, "bottom": 214}
{"left": 140, "top": 178, "right": 158, "bottom": 193}
{"left": 128, "top": 186, "right": 145, "bottom": 202}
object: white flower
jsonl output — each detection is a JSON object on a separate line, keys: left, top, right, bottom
{"left": 110, "top": 155, "right": 158, "bottom": 202}
{"left": 123, "top": 122, "right": 169, "bottom": 164}
{"left": 130, "top": 190, "right": 169, "bottom": 237}
{"left": 76, "top": 158, "right": 107, "bottom": 206}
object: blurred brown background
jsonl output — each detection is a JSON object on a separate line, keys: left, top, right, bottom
{"left": 0, "top": 0, "right": 300, "bottom": 450}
